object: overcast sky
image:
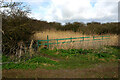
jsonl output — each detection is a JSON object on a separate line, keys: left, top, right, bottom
{"left": 5, "top": 0, "right": 119, "bottom": 24}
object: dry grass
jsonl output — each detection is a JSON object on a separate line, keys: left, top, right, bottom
{"left": 32, "top": 29, "right": 119, "bottom": 49}
{"left": 33, "top": 29, "right": 88, "bottom": 40}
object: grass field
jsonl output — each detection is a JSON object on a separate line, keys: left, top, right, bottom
{"left": 2, "top": 46, "right": 120, "bottom": 78}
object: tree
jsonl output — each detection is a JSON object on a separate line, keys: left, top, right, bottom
{"left": 1, "top": 1, "right": 33, "bottom": 55}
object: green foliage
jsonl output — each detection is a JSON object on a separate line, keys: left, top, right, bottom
{"left": 2, "top": 56, "right": 58, "bottom": 69}
{"left": 58, "top": 49, "right": 91, "bottom": 55}
{"left": 56, "top": 22, "right": 119, "bottom": 34}
{"left": 105, "top": 46, "right": 120, "bottom": 59}
{"left": 2, "top": 62, "right": 39, "bottom": 69}
{"left": 94, "top": 53, "right": 111, "bottom": 58}
{"left": 26, "top": 56, "right": 58, "bottom": 65}
{"left": 57, "top": 22, "right": 85, "bottom": 32}
{"left": 2, "top": 46, "right": 119, "bottom": 70}
{"left": 2, "top": 55, "right": 9, "bottom": 62}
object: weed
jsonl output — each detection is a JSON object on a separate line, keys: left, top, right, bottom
{"left": 2, "top": 46, "right": 119, "bottom": 70}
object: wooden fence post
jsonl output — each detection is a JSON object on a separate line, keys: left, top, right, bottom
{"left": 83, "top": 37, "right": 84, "bottom": 41}
{"left": 47, "top": 35, "right": 49, "bottom": 49}
{"left": 101, "top": 36, "right": 103, "bottom": 46}
{"left": 102, "top": 36, "right": 104, "bottom": 40}
{"left": 70, "top": 37, "right": 72, "bottom": 42}
{"left": 93, "top": 36, "right": 94, "bottom": 40}
{"left": 92, "top": 36, "right": 95, "bottom": 48}
{"left": 57, "top": 39, "right": 58, "bottom": 47}
{"left": 37, "top": 40, "right": 39, "bottom": 48}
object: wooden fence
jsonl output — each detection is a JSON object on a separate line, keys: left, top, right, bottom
{"left": 37, "top": 35, "right": 110, "bottom": 49}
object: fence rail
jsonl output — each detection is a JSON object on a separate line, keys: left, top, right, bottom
{"left": 37, "top": 35, "right": 110, "bottom": 49}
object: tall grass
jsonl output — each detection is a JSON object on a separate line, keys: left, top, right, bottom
{"left": 32, "top": 29, "right": 119, "bottom": 49}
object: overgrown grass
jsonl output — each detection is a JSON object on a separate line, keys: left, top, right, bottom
{"left": 2, "top": 46, "right": 119, "bottom": 70}
{"left": 33, "top": 30, "right": 118, "bottom": 49}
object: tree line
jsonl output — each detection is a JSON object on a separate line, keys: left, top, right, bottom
{"left": 1, "top": 2, "right": 120, "bottom": 55}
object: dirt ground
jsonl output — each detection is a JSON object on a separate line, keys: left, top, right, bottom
{"left": 2, "top": 63, "right": 118, "bottom": 78}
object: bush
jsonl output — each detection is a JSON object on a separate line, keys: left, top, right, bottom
{"left": 2, "top": 2, "right": 33, "bottom": 55}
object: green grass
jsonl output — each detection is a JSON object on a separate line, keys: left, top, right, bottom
{"left": 2, "top": 46, "right": 120, "bottom": 70}
{"left": 2, "top": 56, "right": 58, "bottom": 70}
{"left": 2, "top": 55, "right": 9, "bottom": 62}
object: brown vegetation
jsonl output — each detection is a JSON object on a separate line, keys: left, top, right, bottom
{"left": 33, "top": 29, "right": 119, "bottom": 49}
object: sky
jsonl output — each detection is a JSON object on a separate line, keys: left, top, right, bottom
{"left": 4, "top": 0, "right": 119, "bottom": 24}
